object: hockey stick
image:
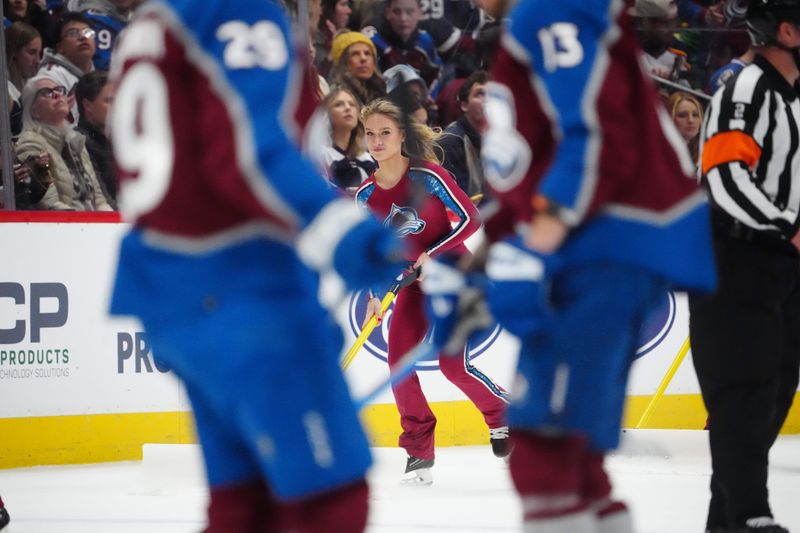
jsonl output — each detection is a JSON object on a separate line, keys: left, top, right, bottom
{"left": 341, "top": 267, "right": 421, "bottom": 370}
{"left": 634, "top": 335, "right": 691, "bottom": 428}
{"left": 354, "top": 279, "right": 492, "bottom": 409}
{"left": 354, "top": 341, "right": 438, "bottom": 409}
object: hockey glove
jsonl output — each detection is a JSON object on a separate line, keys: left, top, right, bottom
{"left": 297, "top": 199, "right": 407, "bottom": 293}
{"left": 482, "top": 82, "right": 532, "bottom": 194}
{"left": 333, "top": 217, "right": 407, "bottom": 292}
{"left": 422, "top": 256, "right": 494, "bottom": 356}
{"left": 485, "top": 236, "right": 561, "bottom": 340}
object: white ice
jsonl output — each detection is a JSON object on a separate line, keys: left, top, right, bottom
{"left": 1, "top": 430, "right": 799, "bottom": 533}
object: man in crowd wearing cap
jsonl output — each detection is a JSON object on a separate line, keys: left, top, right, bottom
{"left": 382, "top": 63, "right": 432, "bottom": 124}
{"left": 630, "top": 0, "right": 693, "bottom": 87}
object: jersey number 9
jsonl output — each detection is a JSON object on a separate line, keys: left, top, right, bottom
{"left": 111, "top": 62, "right": 175, "bottom": 220}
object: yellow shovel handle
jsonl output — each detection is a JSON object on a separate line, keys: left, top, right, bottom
{"left": 635, "top": 335, "right": 691, "bottom": 429}
{"left": 341, "top": 291, "right": 396, "bottom": 370}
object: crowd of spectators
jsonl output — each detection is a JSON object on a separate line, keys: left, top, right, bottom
{"left": 0, "top": 0, "right": 755, "bottom": 210}
{"left": 1, "top": 0, "right": 137, "bottom": 210}
{"left": 308, "top": 0, "right": 751, "bottom": 197}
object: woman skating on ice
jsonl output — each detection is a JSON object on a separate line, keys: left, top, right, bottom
{"left": 355, "top": 98, "right": 510, "bottom": 486}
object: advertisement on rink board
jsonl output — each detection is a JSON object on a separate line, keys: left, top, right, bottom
{"left": 0, "top": 219, "right": 746, "bottom": 421}
{"left": 0, "top": 222, "right": 188, "bottom": 419}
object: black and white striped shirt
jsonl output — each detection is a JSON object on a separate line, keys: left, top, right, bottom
{"left": 701, "top": 54, "right": 800, "bottom": 238}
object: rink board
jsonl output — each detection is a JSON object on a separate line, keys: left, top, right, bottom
{"left": 1, "top": 215, "right": 799, "bottom": 468}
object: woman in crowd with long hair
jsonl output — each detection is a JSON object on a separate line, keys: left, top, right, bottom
{"left": 320, "top": 85, "right": 376, "bottom": 193}
{"left": 314, "top": 0, "right": 353, "bottom": 77}
{"left": 668, "top": 91, "right": 704, "bottom": 170}
{"left": 356, "top": 98, "right": 509, "bottom": 486}
{"left": 5, "top": 21, "right": 42, "bottom": 135}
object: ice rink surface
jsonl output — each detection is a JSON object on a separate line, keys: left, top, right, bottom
{"left": 1, "top": 430, "right": 799, "bottom": 533}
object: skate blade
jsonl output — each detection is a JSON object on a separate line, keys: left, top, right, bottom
{"left": 401, "top": 467, "right": 433, "bottom": 486}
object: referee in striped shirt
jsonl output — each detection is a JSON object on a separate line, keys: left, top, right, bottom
{"left": 689, "top": 1, "right": 800, "bottom": 532}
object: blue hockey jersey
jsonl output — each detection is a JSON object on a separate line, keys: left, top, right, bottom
{"left": 484, "top": 0, "right": 716, "bottom": 292}
{"left": 108, "top": 0, "right": 366, "bottom": 322}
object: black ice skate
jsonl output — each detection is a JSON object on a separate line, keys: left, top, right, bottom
{"left": 490, "top": 426, "right": 512, "bottom": 458}
{"left": 737, "top": 516, "right": 789, "bottom": 532}
{"left": 706, "top": 516, "right": 789, "bottom": 533}
{"left": 0, "top": 504, "right": 9, "bottom": 531}
{"left": 401, "top": 455, "right": 434, "bottom": 486}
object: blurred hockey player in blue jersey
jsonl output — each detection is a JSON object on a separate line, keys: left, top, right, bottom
{"left": 422, "top": 0, "right": 716, "bottom": 531}
{"left": 108, "top": 0, "right": 406, "bottom": 531}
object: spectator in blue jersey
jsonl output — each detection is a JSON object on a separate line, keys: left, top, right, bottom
{"left": 438, "top": 70, "right": 486, "bottom": 198}
{"left": 329, "top": 30, "right": 386, "bottom": 106}
{"left": 67, "top": 0, "right": 133, "bottom": 71}
{"left": 668, "top": 91, "right": 704, "bottom": 168}
{"left": 417, "top": 0, "right": 502, "bottom": 75}
{"left": 320, "top": 85, "right": 376, "bottom": 193}
{"left": 5, "top": 21, "right": 42, "bottom": 135}
{"left": 419, "top": 0, "right": 493, "bottom": 35}
{"left": 362, "top": 0, "right": 444, "bottom": 93}
{"left": 706, "top": 46, "right": 755, "bottom": 94}
{"left": 37, "top": 12, "right": 95, "bottom": 121}
{"left": 75, "top": 70, "right": 115, "bottom": 207}
{"left": 16, "top": 75, "right": 110, "bottom": 210}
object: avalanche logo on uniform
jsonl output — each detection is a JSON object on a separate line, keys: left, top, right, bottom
{"left": 383, "top": 204, "right": 425, "bottom": 236}
{"left": 348, "top": 291, "right": 501, "bottom": 370}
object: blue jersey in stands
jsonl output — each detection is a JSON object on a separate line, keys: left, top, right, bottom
{"left": 705, "top": 57, "right": 748, "bottom": 95}
{"left": 420, "top": 0, "right": 491, "bottom": 33}
{"left": 82, "top": 8, "right": 127, "bottom": 71}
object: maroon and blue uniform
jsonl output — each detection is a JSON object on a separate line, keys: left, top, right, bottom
{"left": 356, "top": 160, "right": 507, "bottom": 461}
{"left": 108, "top": 2, "right": 403, "bottom": 529}
{"left": 476, "top": 1, "right": 717, "bottom": 527}
{"left": 483, "top": 0, "right": 717, "bottom": 451}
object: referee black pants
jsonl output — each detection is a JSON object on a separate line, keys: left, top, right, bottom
{"left": 688, "top": 232, "right": 800, "bottom": 530}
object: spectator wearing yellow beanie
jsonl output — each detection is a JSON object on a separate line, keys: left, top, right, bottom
{"left": 331, "top": 31, "right": 378, "bottom": 65}
{"left": 328, "top": 30, "right": 386, "bottom": 106}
